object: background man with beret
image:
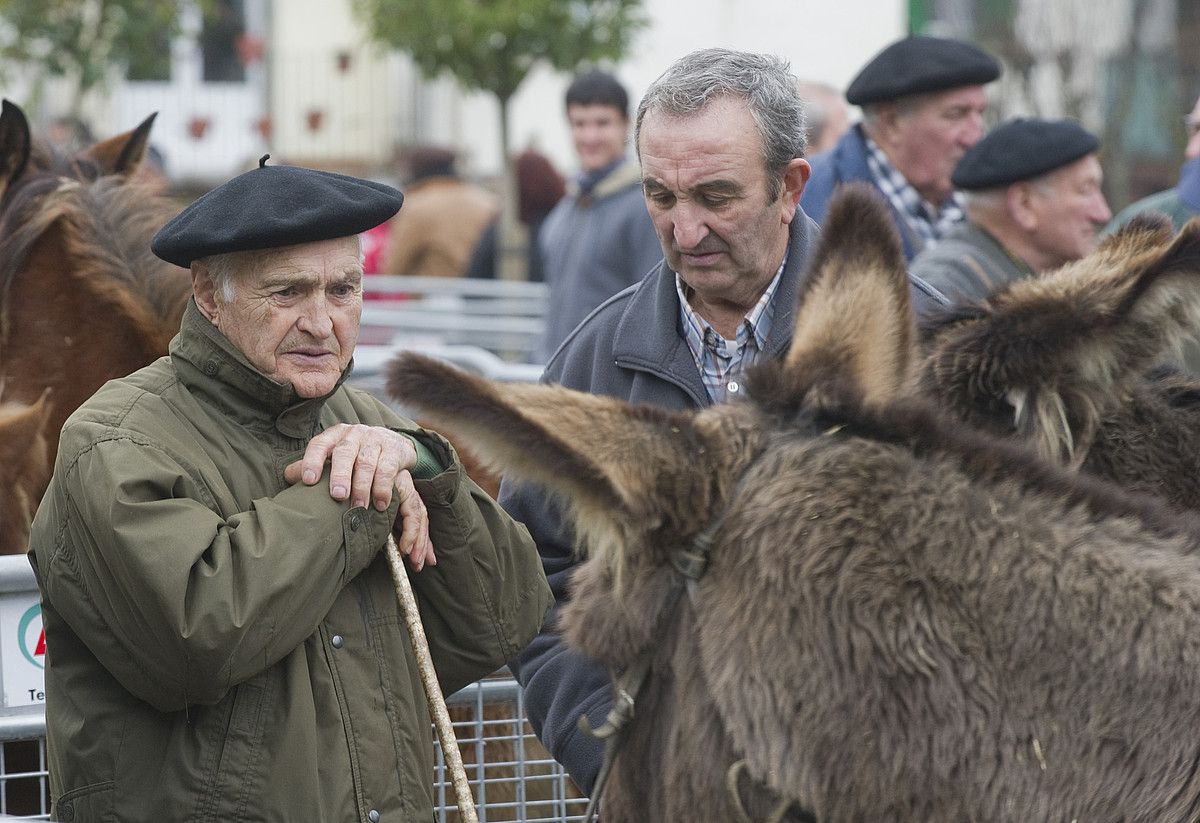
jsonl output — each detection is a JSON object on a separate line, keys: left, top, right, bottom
{"left": 28, "top": 159, "right": 552, "bottom": 821}
{"left": 801, "top": 34, "right": 1001, "bottom": 260}
{"left": 910, "top": 117, "right": 1110, "bottom": 319}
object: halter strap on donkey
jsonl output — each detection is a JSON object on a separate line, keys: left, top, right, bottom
{"left": 576, "top": 495, "right": 815, "bottom": 823}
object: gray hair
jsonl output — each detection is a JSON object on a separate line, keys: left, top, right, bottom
{"left": 635, "top": 48, "right": 806, "bottom": 200}
{"left": 198, "top": 235, "right": 365, "bottom": 305}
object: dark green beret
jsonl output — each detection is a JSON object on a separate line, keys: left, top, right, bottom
{"left": 846, "top": 35, "right": 1001, "bottom": 106}
{"left": 151, "top": 157, "right": 404, "bottom": 267}
{"left": 951, "top": 118, "right": 1100, "bottom": 190}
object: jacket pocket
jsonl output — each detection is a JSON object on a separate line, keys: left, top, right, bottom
{"left": 54, "top": 780, "right": 113, "bottom": 822}
{"left": 195, "top": 672, "right": 274, "bottom": 821}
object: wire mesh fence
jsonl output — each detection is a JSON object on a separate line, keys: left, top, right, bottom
{"left": 0, "top": 673, "right": 586, "bottom": 822}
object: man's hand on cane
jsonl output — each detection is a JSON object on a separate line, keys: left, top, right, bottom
{"left": 284, "top": 423, "right": 437, "bottom": 570}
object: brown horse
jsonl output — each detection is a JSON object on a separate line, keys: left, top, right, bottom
{"left": 0, "top": 100, "right": 191, "bottom": 555}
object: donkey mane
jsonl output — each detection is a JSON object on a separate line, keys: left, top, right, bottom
{"left": 770, "top": 369, "right": 1197, "bottom": 542}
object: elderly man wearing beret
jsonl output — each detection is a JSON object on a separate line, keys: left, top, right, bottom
{"left": 28, "top": 158, "right": 552, "bottom": 822}
{"left": 909, "top": 117, "right": 1111, "bottom": 320}
{"left": 801, "top": 34, "right": 1001, "bottom": 261}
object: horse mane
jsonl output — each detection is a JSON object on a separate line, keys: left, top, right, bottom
{"left": 0, "top": 149, "right": 189, "bottom": 347}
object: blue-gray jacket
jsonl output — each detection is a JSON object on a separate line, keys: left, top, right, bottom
{"left": 802, "top": 125, "right": 925, "bottom": 262}
{"left": 503, "top": 214, "right": 820, "bottom": 795}
{"left": 535, "top": 159, "right": 662, "bottom": 363}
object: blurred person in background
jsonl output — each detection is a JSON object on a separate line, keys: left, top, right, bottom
{"left": 1107, "top": 92, "right": 1200, "bottom": 233}
{"left": 464, "top": 146, "right": 566, "bottom": 281}
{"left": 795, "top": 79, "right": 851, "bottom": 155}
{"left": 534, "top": 68, "right": 662, "bottom": 363}
{"left": 910, "top": 117, "right": 1110, "bottom": 318}
{"left": 801, "top": 35, "right": 1001, "bottom": 261}
{"left": 379, "top": 144, "right": 499, "bottom": 277}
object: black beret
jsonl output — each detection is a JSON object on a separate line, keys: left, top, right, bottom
{"left": 152, "top": 157, "right": 404, "bottom": 267}
{"left": 846, "top": 35, "right": 1001, "bottom": 106}
{"left": 951, "top": 118, "right": 1100, "bottom": 190}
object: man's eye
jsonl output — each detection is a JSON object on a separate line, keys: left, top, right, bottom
{"left": 700, "top": 196, "right": 729, "bottom": 208}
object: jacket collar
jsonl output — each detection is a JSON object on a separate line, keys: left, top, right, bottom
{"left": 170, "top": 299, "right": 351, "bottom": 438}
{"left": 566, "top": 158, "right": 643, "bottom": 201}
{"left": 610, "top": 212, "right": 819, "bottom": 400}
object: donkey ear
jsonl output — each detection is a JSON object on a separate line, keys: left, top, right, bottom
{"left": 81, "top": 112, "right": 157, "bottom": 179}
{"left": 386, "top": 353, "right": 708, "bottom": 524}
{"left": 960, "top": 214, "right": 1200, "bottom": 390}
{"left": 784, "top": 183, "right": 916, "bottom": 406}
{"left": 0, "top": 99, "right": 32, "bottom": 201}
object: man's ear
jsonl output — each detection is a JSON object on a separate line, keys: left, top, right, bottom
{"left": 1007, "top": 182, "right": 1039, "bottom": 231}
{"left": 867, "top": 102, "right": 902, "bottom": 148}
{"left": 191, "top": 261, "right": 219, "bottom": 322}
{"left": 781, "top": 157, "right": 811, "bottom": 223}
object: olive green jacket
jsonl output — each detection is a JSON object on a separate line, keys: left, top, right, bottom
{"left": 28, "top": 301, "right": 552, "bottom": 822}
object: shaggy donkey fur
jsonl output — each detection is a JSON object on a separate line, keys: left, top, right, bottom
{"left": 388, "top": 186, "right": 1200, "bottom": 821}
{"left": 921, "top": 211, "right": 1200, "bottom": 509}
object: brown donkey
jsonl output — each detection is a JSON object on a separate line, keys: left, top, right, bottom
{"left": 387, "top": 186, "right": 1200, "bottom": 822}
{"left": 920, "top": 211, "right": 1200, "bottom": 510}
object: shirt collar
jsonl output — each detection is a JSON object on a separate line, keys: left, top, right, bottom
{"left": 861, "top": 127, "right": 964, "bottom": 241}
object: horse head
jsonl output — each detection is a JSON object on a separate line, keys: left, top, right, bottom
{"left": 0, "top": 101, "right": 190, "bottom": 553}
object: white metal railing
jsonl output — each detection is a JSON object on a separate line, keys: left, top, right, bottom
{"left": 361, "top": 276, "right": 548, "bottom": 362}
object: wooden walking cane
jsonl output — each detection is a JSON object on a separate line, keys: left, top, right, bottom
{"left": 385, "top": 535, "right": 480, "bottom": 823}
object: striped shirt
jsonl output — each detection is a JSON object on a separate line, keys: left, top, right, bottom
{"left": 676, "top": 258, "right": 785, "bottom": 403}
{"left": 863, "top": 131, "right": 964, "bottom": 252}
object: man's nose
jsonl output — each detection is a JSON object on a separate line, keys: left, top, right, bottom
{"left": 297, "top": 298, "right": 334, "bottom": 336}
{"left": 671, "top": 202, "right": 709, "bottom": 249}
{"left": 1187, "top": 128, "right": 1200, "bottom": 161}
{"left": 961, "top": 112, "right": 985, "bottom": 147}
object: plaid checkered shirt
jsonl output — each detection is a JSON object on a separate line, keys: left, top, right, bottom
{"left": 676, "top": 257, "right": 785, "bottom": 403}
{"left": 863, "top": 130, "right": 965, "bottom": 253}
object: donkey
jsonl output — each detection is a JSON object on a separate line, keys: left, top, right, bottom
{"left": 387, "top": 186, "right": 1200, "bottom": 822}
{"left": 920, "top": 211, "right": 1200, "bottom": 510}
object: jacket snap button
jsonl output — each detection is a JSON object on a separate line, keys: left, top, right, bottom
{"left": 203, "top": 361, "right": 218, "bottom": 376}
{"left": 349, "top": 513, "right": 364, "bottom": 531}
{"left": 368, "top": 810, "right": 380, "bottom": 822}
{"left": 331, "top": 635, "right": 344, "bottom": 649}
{"left": 59, "top": 804, "right": 75, "bottom": 821}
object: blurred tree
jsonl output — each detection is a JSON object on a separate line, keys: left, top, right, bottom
{"left": 0, "top": 0, "right": 202, "bottom": 116}
{"left": 353, "top": 0, "right": 648, "bottom": 279}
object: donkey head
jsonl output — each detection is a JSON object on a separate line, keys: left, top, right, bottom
{"left": 386, "top": 185, "right": 924, "bottom": 820}
{"left": 921, "top": 213, "right": 1200, "bottom": 467}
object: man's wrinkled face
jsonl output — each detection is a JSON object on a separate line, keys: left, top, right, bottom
{"left": 1026, "top": 154, "right": 1112, "bottom": 270}
{"left": 198, "top": 236, "right": 363, "bottom": 398}
{"left": 877, "top": 85, "right": 989, "bottom": 205}
{"left": 638, "top": 96, "right": 809, "bottom": 311}
{"left": 568, "top": 103, "right": 630, "bottom": 173}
